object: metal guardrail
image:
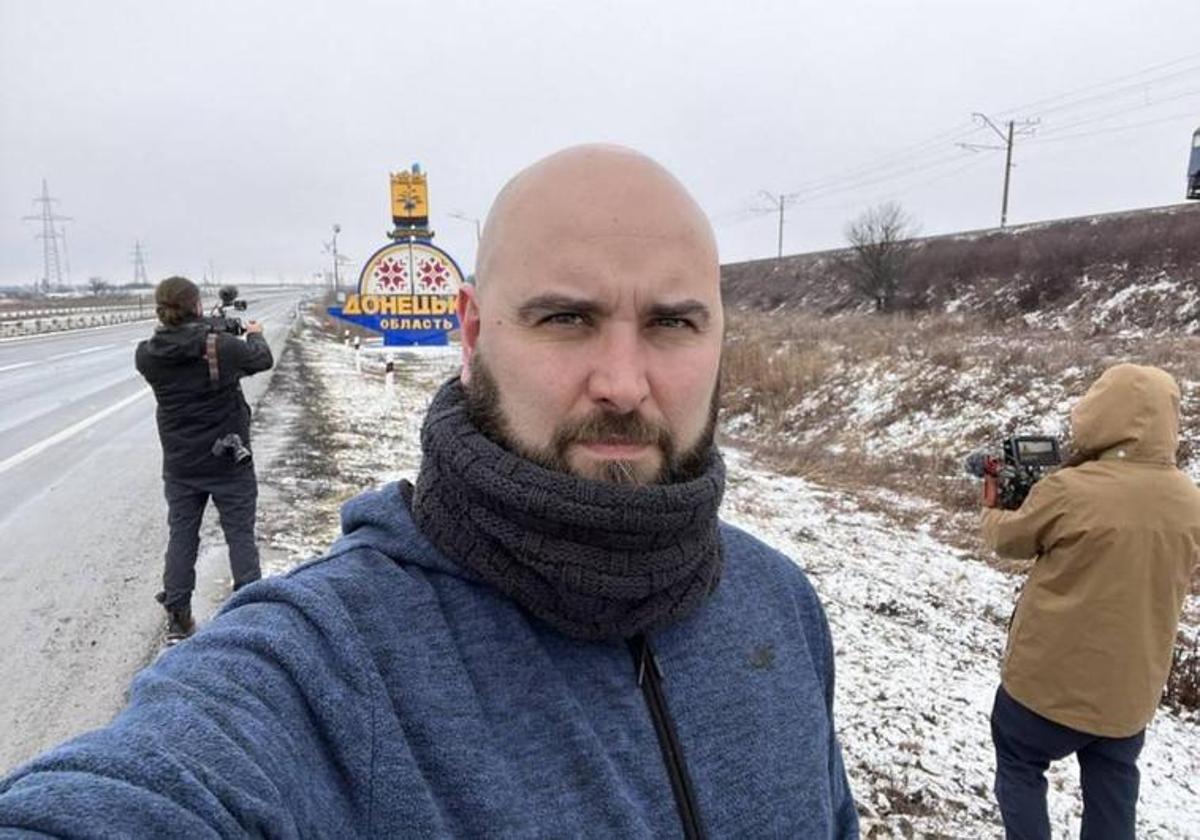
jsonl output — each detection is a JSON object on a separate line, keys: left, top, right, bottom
{"left": 0, "top": 307, "right": 156, "bottom": 338}
{"left": 0, "top": 303, "right": 149, "bottom": 321}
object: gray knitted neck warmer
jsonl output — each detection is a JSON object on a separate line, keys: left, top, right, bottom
{"left": 411, "top": 377, "right": 725, "bottom": 641}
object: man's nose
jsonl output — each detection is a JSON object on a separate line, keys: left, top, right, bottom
{"left": 587, "top": 326, "right": 650, "bottom": 414}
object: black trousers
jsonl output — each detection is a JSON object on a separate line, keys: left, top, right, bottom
{"left": 158, "top": 468, "right": 261, "bottom": 611}
{"left": 991, "top": 685, "right": 1144, "bottom": 840}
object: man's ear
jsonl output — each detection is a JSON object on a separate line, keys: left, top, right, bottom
{"left": 457, "top": 285, "right": 481, "bottom": 385}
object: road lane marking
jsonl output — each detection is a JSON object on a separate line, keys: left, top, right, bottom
{"left": 0, "top": 319, "right": 155, "bottom": 345}
{"left": 45, "top": 343, "right": 118, "bottom": 362}
{"left": 0, "top": 387, "right": 152, "bottom": 478}
{"left": 0, "top": 344, "right": 120, "bottom": 374}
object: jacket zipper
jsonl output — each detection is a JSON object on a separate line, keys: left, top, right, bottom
{"left": 627, "top": 634, "right": 706, "bottom": 840}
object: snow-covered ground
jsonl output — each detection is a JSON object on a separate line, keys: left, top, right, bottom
{"left": 246, "top": 322, "right": 1199, "bottom": 838}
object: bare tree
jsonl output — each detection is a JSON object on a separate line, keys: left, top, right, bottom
{"left": 88, "top": 276, "right": 110, "bottom": 296}
{"left": 843, "top": 202, "right": 919, "bottom": 313}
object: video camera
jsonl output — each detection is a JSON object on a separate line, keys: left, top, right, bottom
{"left": 212, "top": 433, "right": 252, "bottom": 465}
{"left": 205, "top": 285, "right": 249, "bottom": 336}
{"left": 964, "top": 436, "right": 1062, "bottom": 510}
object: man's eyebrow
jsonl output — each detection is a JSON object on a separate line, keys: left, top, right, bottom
{"left": 515, "top": 294, "right": 713, "bottom": 326}
{"left": 516, "top": 294, "right": 607, "bottom": 322}
{"left": 646, "top": 300, "right": 712, "bottom": 325}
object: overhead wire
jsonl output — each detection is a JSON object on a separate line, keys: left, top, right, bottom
{"left": 992, "top": 51, "right": 1200, "bottom": 120}
{"left": 777, "top": 122, "right": 986, "bottom": 198}
{"left": 1031, "top": 87, "right": 1200, "bottom": 139}
{"left": 720, "top": 51, "right": 1200, "bottom": 237}
{"left": 773, "top": 53, "right": 1200, "bottom": 203}
{"left": 1026, "top": 110, "right": 1200, "bottom": 146}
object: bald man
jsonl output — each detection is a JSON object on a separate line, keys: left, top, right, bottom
{"left": 0, "top": 147, "right": 859, "bottom": 839}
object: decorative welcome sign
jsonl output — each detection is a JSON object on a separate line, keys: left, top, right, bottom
{"left": 327, "top": 165, "right": 465, "bottom": 346}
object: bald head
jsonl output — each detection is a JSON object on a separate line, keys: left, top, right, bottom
{"left": 475, "top": 145, "right": 718, "bottom": 293}
{"left": 455, "top": 144, "right": 725, "bottom": 485}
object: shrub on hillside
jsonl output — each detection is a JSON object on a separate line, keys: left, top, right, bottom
{"left": 724, "top": 205, "right": 1200, "bottom": 328}
{"left": 1164, "top": 633, "right": 1200, "bottom": 714}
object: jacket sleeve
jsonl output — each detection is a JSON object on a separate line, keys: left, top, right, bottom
{"left": 0, "top": 588, "right": 371, "bottom": 837}
{"left": 133, "top": 342, "right": 150, "bottom": 380}
{"left": 980, "top": 473, "right": 1066, "bottom": 559}
{"left": 223, "top": 332, "right": 274, "bottom": 376}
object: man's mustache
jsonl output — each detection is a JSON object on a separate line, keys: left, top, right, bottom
{"left": 552, "top": 411, "right": 672, "bottom": 453}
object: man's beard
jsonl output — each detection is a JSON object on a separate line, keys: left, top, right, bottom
{"left": 463, "top": 353, "right": 718, "bottom": 485}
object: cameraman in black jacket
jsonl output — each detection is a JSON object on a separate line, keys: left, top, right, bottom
{"left": 134, "top": 276, "right": 274, "bottom": 642}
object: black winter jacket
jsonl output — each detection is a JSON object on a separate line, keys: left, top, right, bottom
{"left": 135, "top": 319, "right": 274, "bottom": 477}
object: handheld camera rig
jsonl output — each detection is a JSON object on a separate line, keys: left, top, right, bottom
{"left": 964, "top": 436, "right": 1062, "bottom": 510}
{"left": 205, "top": 285, "right": 248, "bottom": 336}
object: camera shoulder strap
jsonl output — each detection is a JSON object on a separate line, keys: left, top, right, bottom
{"left": 205, "top": 333, "right": 220, "bottom": 388}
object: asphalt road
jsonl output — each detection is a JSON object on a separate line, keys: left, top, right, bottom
{"left": 0, "top": 290, "right": 305, "bottom": 773}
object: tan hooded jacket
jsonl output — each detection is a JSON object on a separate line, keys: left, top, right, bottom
{"left": 982, "top": 364, "right": 1200, "bottom": 737}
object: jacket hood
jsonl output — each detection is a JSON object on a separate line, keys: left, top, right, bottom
{"left": 144, "top": 320, "right": 209, "bottom": 362}
{"left": 330, "top": 482, "right": 470, "bottom": 580}
{"left": 1070, "top": 363, "right": 1180, "bottom": 463}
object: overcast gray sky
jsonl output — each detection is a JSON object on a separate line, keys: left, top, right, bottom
{"left": 2, "top": 0, "right": 1198, "bottom": 288}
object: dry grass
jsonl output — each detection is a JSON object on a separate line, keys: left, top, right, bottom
{"left": 721, "top": 309, "right": 1200, "bottom": 486}
{"left": 719, "top": 307, "right": 1200, "bottom": 579}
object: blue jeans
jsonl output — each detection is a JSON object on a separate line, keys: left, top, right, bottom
{"left": 991, "top": 685, "right": 1144, "bottom": 840}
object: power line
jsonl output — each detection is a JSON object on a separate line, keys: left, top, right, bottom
{"left": 728, "top": 51, "right": 1200, "bottom": 252}
{"left": 791, "top": 154, "right": 996, "bottom": 218}
{"left": 1032, "top": 87, "right": 1200, "bottom": 139}
{"left": 774, "top": 54, "right": 1200, "bottom": 205}
{"left": 1026, "top": 110, "right": 1200, "bottom": 146}
{"left": 992, "top": 51, "right": 1200, "bottom": 120}
{"left": 717, "top": 147, "right": 986, "bottom": 232}
{"left": 781, "top": 123, "right": 986, "bottom": 199}
{"left": 791, "top": 148, "right": 984, "bottom": 205}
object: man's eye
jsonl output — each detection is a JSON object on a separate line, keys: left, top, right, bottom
{"left": 652, "top": 317, "right": 694, "bottom": 330}
{"left": 541, "top": 312, "right": 588, "bottom": 327}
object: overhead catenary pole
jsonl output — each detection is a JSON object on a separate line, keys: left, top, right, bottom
{"left": 776, "top": 194, "right": 784, "bottom": 259}
{"left": 757, "top": 191, "right": 793, "bottom": 259}
{"left": 960, "top": 113, "right": 1038, "bottom": 228}
{"left": 1000, "top": 120, "right": 1015, "bottom": 228}
{"left": 331, "top": 224, "right": 341, "bottom": 292}
{"left": 449, "top": 210, "right": 482, "bottom": 242}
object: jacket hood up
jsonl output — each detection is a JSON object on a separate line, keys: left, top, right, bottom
{"left": 1070, "top": 363, "right": 1180, "bottom": 463}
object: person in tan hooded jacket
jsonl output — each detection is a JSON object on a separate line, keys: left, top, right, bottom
{"left": 981, "top": 363, "right": 1200, "bottom": 840}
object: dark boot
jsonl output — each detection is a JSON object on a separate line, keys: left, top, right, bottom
{"left": 165, "top": 606, "right": 195, "bottom": 645}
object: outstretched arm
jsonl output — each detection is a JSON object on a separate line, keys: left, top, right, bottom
{"left": 0, "top": 588, "right": 372, "bottom": 837}
{"left": 226, "top": 327, "right": 274, "bottom": 376}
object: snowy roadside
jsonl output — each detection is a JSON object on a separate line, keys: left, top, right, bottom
{"left": 724, "top": 454, "right": 1198, "bottom": 838}
{"left": 246, "top": 322, "right": 1199, "bottom": 839}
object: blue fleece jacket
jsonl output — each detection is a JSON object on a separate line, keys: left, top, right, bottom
{"left": 0, "top": 483, "right": 859, "bottom": 838}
